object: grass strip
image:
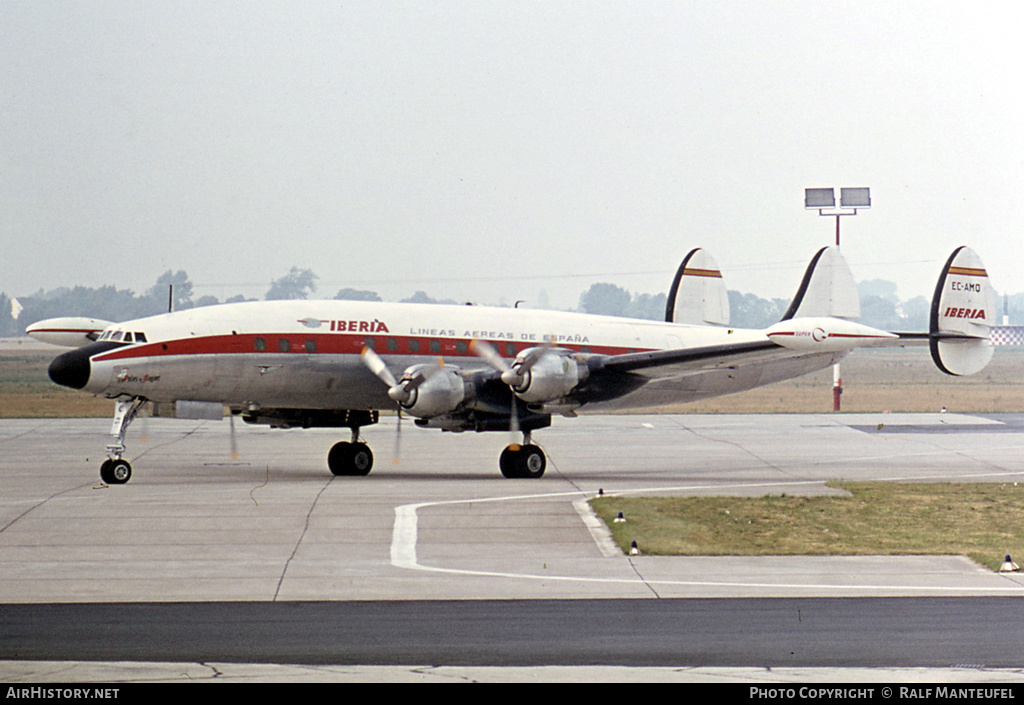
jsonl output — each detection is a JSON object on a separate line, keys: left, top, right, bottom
{"left": 590, "top": 482, "right": 1024, "bottom": 572}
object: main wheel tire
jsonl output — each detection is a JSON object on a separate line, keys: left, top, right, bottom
{"left": 499, "top": 444, "right": 546, "bottom": 479}
{"left": 328, "top": 441, "right": 374, "bottom": 476}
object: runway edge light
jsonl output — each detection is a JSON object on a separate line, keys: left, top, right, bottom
{"left": 999, "top": 555, "right": 1019, "bottom": 572}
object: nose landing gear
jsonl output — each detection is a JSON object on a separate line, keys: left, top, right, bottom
{"left": 99, "top": 397, "right": 145, "bottom": 484}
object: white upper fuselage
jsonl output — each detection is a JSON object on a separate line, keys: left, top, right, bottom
{"left": 80, "top": 299, "right": 776, "bottom": 411}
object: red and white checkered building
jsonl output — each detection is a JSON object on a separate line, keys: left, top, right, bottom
{"left": 991, "top": 326, "right": 1024, "bottom": 346}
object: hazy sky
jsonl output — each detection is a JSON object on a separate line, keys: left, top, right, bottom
{"left": 3, "top": 1, "right": 1023, "bottom": 310}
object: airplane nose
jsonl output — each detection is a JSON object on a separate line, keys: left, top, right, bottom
{"left": 49, "top": 347, "right": 92, "bottom": 390}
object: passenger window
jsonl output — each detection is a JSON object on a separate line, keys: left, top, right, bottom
{"left": 254, "top": 338, "right": 267, "bottom": 351}
{"left": 429, "top": 339, "right": 441, "bottom": 354}
{"left": 455, "top": 340, "right": 467, "bottom": 354}
{"left": 504, "top": 342, "right": 517, "bottom": 356}
{"left": 408, "top": 339, "right": 421, "bottom": 353}
{"left": 278, "top": 338, "right": 290, "bottom": 352}
{"left": 304, "top": 340, "right": 317, "bottom": 354}
{"left": 386, "top": 338, "right": 398, "bottom": 352}
{"left": 364, "top": 337, "right": 376, "bottom": 350}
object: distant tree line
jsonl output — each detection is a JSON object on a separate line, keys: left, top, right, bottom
{"left": 2, "top": 267, "right": 1023, "bottom": 337}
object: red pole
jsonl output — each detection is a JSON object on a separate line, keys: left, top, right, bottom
{"left": 834, "top": 215, "right": 841, "bottom": 410}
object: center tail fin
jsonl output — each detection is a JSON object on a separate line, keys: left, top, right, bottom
{"left": 780, "top": 246, "right": 860, "bottom": 321}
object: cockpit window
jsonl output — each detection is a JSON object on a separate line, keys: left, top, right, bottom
{"left": 134, "top": 332, "right": 147, "bottom": 343}
{"left": 113, "top": 331, "right": 125, "bottom": 341}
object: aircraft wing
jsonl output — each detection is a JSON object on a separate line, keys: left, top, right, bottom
{"left": 575, "top": 336, "right": 843, "bottom": 411}
{"left": 593, "top": 338, "right": 780, "bottom": 378}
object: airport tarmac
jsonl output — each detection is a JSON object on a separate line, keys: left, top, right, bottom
{"left": 3, "top": 412, "right": 1024, "bottom": 602}
{"left": 2, "top": 412, "right": 1024, "bottom": 681}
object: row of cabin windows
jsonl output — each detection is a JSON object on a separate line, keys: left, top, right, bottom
{"left": 253, "top": 338, "right": 317, "bottom": 354}
{"left": 364, "top": 337, "right": 524, "bottom": 356}
{"left": 250, "top": 337, "right": 534, "bottom": 357}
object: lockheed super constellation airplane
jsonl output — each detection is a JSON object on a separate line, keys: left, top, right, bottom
{"left": 27, "top": 246, "right": 995, "bottom": 484}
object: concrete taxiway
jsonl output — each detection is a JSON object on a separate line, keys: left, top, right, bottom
{"left": 2, "top": 412, "right": 1024, "bottom": 681}
{"left": 2, "top": 413, "right": 1023, "bottom": 603}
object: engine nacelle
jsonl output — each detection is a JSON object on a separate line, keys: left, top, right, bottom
{"left": 394, "top": 364, "right": 468, "bottom": 419}
{"left": 510, "top": 351, "right": 588, "bottom": 404}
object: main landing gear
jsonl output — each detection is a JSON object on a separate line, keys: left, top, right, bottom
{"left": 498, "top": 431, "right": 547, "bottom": 479}
{"left": 100, "top": 397, "right": 145, "bottom": 485}
{"left": 326, "top": 429, "right": 547, "bottom": 479}
{"left": 328, "top": 429, "right": 374, "bottom": 476}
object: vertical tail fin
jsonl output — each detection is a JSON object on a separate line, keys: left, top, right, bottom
{"left": 929, "top": 246, "right": 996, "bottom": 376}
{"left": 780, "top": 246, "right": 860, "bottom": 321}
{"left": 664, "top": 248, "right": 730, "bottom": 325}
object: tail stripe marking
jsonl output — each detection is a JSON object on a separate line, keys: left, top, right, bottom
{"left": 682, "top": 267, "right": 723, "bottom": 278}
{"left": 947, "top": 266, "right": 988, "bottom": 277}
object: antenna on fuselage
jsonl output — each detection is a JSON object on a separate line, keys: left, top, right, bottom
{"left": 168, "top": 284, "right": 173, "bottom": 313}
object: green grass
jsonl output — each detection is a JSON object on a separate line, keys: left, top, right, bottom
{"left": 0, "top": 349, "right": 112, "bottom": 417}
{"left": 590, "top": 482, "right": 1024, "bottom": 571}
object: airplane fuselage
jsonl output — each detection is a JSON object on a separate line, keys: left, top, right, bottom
{"left": 51, "top": 299, "right": 810, "bottom": 413}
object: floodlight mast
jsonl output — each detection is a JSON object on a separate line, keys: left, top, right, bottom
{"left": 805, "top": 187, "right": 871, "bottom": 246}
{"left": 804, "top": 187, "right": 871, "bottom": 410}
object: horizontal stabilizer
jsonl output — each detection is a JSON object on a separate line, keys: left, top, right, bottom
{"left": 664, "top": 248, "right": 730, "bottom": 325}
{"left": 781, "top": 247, "right": 860, "bottom": 321}
{"left": 26, "top": 317, "right": 113, "bottom": 347}
{"left": 930, "top": 246, "right": 996, "bottom": 375}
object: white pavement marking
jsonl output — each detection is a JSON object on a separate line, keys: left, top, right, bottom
{"left": 390, "top": 477, "right": 1024, "bottom": 593}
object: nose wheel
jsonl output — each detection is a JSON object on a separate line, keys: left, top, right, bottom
{"left": 100, "top": 458, "right": 132, "bottom": 485}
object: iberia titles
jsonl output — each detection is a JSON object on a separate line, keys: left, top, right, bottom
{"left": 298, "top": 317, "right": 390, "bottom": 333}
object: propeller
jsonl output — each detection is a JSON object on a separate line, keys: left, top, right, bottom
{"left": 229, "top": 412, "right": 239, "bottom": 460}
{"left": 470, "top": 339, "right": 542, "bottom": 445}
{"left": 361, "top": 346, "right": 430, "bottom": 465}
{"left": 361, "top": 346, "right": 426, "bottom": 406}
{"left": 470, "top": 339, "right": 551, "bottom": 393}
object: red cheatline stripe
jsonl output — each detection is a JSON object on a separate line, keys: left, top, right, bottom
{"left": 92, "top": 332, "right": 652, "bottom": 363}
{"left": 682, "top": 267, "right": 722, "bottom": 278}
{"left": 768, "top": 332, "right": 889, "bottom": 339}
{"left": 30, "top": 328, "right": 102, "bottom": 333}
{"left": 947, "top": 266, "right": 987, "bottom": 277}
